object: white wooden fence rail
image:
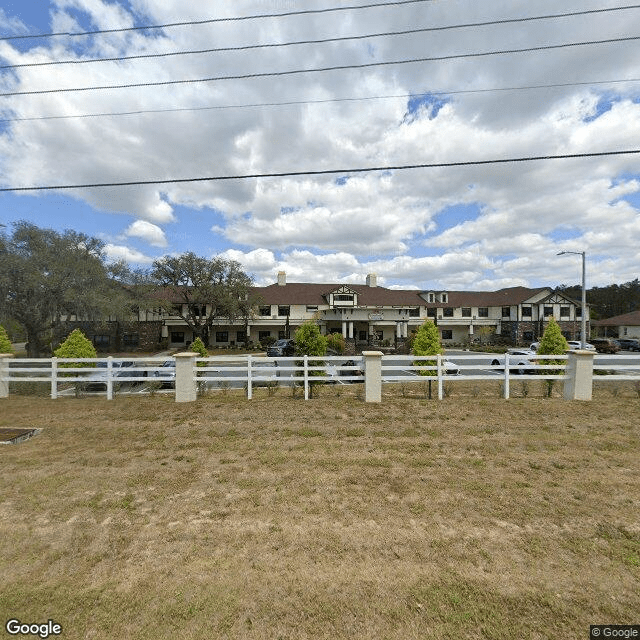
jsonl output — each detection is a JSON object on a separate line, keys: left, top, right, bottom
{"left": 0, "top": 351, "right": 638, "bottom": 402}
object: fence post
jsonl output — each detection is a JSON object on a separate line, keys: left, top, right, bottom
{"left": 0, "top": 354, "right": 13, "bottom": 398}
{"left": 437, "top": 354, "right": 443, "bottom": 400}
{"left": 106, "top": 356, "right": 114, "bottom": 401}
{"left": 303, "top": 355, "right": 309, "bottom": 400}
{"left": 563, "top": 350, "right": 594, "bottom": 401}
{"left": 362, "top": 351, "right": 383, "bottom": 403}
{"left": 51, "top": 357, "right": 58, "bottom": 399}
{"left": 247, "top": 355, "right": 252, "bottom": 400}
{"left": 503, "top": 352, "right": 510, "bottom": 399}
{"left": 175, "top": 352, "right": 197, "bottom": 402}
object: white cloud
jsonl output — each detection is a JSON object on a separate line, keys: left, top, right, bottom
{"left": 124, "top": 219, "right": 167, "bottom": 247}
{"left": 104, "top": 243, "right": 154, "bottom": 264}
{"left": 1, "top": 0, "right": 639, "bottom": 290}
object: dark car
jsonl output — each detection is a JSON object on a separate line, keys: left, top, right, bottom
{"left": 590, "top": 338, "right": 620, "bottom": 354}
{"left": 267, "top": 339, "right": 296, "bottom": 357}
{"left": 616, "top": 338, "right": 640, "bottom": 351}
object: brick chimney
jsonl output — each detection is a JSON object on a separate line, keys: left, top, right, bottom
{"left": 277, "top": 271, "right": 286, "bottom": 286}
{"left": 366, "top": 273, "right": 377, "bottom": 287}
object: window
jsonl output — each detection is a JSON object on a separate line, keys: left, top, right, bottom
{"left": 359, "top": 330, "right": 368, "bottom": 341}
{"left": 259, "top": 306, "right": 271, "bottom": 316}
{"left": 544, "top": 306, "right": 553, "bottom": 317}
{"left": 502, "top": 307, "right": 511, "bottom": 318}
{"left": 190, "top": 304, "right": 206, "bottom": 317}
{"left": 462, "top": 307, "right": 471, "bottom": 317}
{"left": 441, "top": 330, "right": 453, "bottom": 340}
{"left": 170, "top": 332, "right": 184, "bottom": 344}
{"left": 334, "top": 294, "right": 354, "bottom": 302}
{"left": 93, "top": 335, "right": 110, "bottom": 347}
{"left": 278, "top": 305, "right": 290, "bottom": 316}
{"left": 258, "top": 331, "right": 271, "bottom": 341}
{"left": 427, "top": 308, "right": 437, "bottom": 318}
{"left": 560, "top": 306, "right": 570, "bottom": 318}
{"left": 443, "top": 307, "right": 454, "bottom": 317}
{"left": 306, "top": 305, "right": 318, "bottom": 312}
{"left": 428, "top": 293, "right": 435, "bottom": 303}
{"left": 216, "top": 331, "right": 228, "bottom": 343}
{"left": 122, "top": 333, "right": 139, "bottom": 347}
{"left": 522, "top": 306, "right": 532, "bottom": 318}
{"left": 172, "top": 305, "right": 183, "bottom": 316}
{"left": 440, "top": 293, "right": 448, "bottom": 303}
{"left": 409, "top": 308, "right": 420, "bottom": 317}
{"left": 278, "top": 330, "right": 289, "bottom": 339}
{"left": 478, "top": 307, "right": 489, "bottom": 318}
{"left": 576, "top": 307, "right": 582, "bottom": 318}
{"left": 236, "top": 331, "right": 246, "bottom": 343}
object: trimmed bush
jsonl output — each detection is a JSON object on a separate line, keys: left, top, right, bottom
{"left": 54, "top": 329, "right": 97, "bottom": 367}
{"left": 412, "top": 320, "right": 442, "bottom": 377}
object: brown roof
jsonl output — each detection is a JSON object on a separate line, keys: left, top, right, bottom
{"left": 254, "top": 283, "right": 550, "bottom": 307}
{"left": 592, "top": 310, "right": 640, "bottom": 326}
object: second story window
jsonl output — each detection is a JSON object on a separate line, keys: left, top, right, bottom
{"left": 278, "top": 305, "right": 290, "bottom": 316}
{"left": 560, "top": 306, "right": 570, "bottom": 318}
{"left": 522, "top": 306, "right": 532, "bottom": 318}
{"left": 478, "top": 307, "right": 489, "bottom": 317}
{"left": 334, "top": 294, "right": 354, "bottom": 302}
{"left": 502, "top": 307, "right": 511, "bottom": 318}
{"left": 462, "top": 307, "right": 471, "bottom": 317}
{"left": 259, "top": 306, "right": 271, "bottom": 316}
{"left": 409, "top": 308, "right": 420, "bottom": 317}
{"left": 443, "top": 307, "right": 454, "bottom": 317}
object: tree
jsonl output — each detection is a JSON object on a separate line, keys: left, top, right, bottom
{"left": 294, "top": 322, "right": 327, "bottom": 397}
{"left": 0, "top": 325, "right": 13, "bottom": 353}
{"left": 54, "top": 329, "right": 97, "bottom": 368}
{"left": 537, "top": 318, "right": 569, "bottom": 397}
{"left": 0, "top": 221, "right": 135, "bottom": 356}
{"left": 150, "top": 252, "right": 253, "bottom": 347}
{"left": 412, "top": 320, "right": 442, "bottom": 376}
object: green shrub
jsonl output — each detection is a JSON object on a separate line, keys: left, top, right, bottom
{"left": 537, "top": 318, "right": 569, "bottom": 396}
{"left": 54, "top": 329, "right": 97, "bottom": 367}
{"left": 190, "top": 337, "right": 208, "bottom": 367}
{"left": 326, "top": 332, "right": 345, "bottom": 354}
{"left": 294, "top": 322, "right": 328, "bottom": 397}
{"left": 0, "top": 325, "right": 13, "bottom": 354}
{"left": 412, "top": 320, "right": 442, "bottom": 377}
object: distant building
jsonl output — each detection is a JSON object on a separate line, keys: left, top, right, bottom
{"left": 58, "top": 273, "right": 589, "bottom": 352}
{"left": 592, "top": 310, "right": 640, "bottom": 339}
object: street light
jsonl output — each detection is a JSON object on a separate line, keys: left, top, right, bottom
{"left": 557, "top": 250, "right": 586, "bottom": 349}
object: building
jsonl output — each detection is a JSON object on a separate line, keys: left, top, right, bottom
{"left": 591, "top": 310, "right": 640, "bottom": 339}
{"left": 58, "top": 273, "right": 589, "bottom": 352}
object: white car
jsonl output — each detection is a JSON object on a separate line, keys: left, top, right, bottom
{"left": 566, "top": 341, "right": 596, "bottom": 351}
{"left": 490, "top": 349, "right": 537, "bottom": 375}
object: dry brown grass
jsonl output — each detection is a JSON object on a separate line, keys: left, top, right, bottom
{"left": 1, "top": 393, "right": 638, "bottom": 639}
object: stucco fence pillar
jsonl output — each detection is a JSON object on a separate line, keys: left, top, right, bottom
{"left": 0, "top": 354, "right": 13, "bottom": 398}
{"left": 174, "top": 352, "right": 198, "bottom": 402}
{"left": 362, "top": 351, "right": 383, "bottom": 403}
{"left": 563, "top": 350, "right": 595, "bottom": 401}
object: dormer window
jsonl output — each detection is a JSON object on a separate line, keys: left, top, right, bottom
{"left": 334, "top": 294, "right": 354, "bottom": 302}
{"left": 428, "top": 293, "right": 435, "bottom": 303}
{"left": 440, "top": 293, "right": 448, "bottom": 303}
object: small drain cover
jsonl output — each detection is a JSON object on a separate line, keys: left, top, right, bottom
{"left": 0, "top": 428, "right": 40, "bottom": 444}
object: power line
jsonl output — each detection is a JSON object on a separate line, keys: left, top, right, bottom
{"left": 0, "top": 0, "right": 433, "bottom": 41}
{"left": 2, "top": 150, "right": 638, "bottom": 192}
{"left": 3, "top": 77, "right": 640, "bottom": 125}
{"left": 4, "top": 5, "right": 640, "bottom": 70}
{"left": 3, "top": 35, "right": 639, "bottom": 98}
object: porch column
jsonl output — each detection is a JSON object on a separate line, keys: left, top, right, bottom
{"left": 348, "top": 321, "right": 354, "bottom": 339}
{"left": 342, "top": 321, "right": 348, "bottom": 339}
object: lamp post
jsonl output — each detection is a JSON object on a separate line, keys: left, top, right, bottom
{"left": 557, "top": 250, "right": 586, "bottom": 349}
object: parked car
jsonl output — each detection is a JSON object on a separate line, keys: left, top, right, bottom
{"left": 152, "top": 360, "right": 176, "bottom": 388}
{"left": 589, "top": 338, "right": 620, "bottom": 353}
{"left": 616, "top": 338, "right": 640, "bottom": 351}
{"left": 490, "top": 349, "right": 537, "bottom": 375}
{"left": 83, "top": 360, "right": 147, "bottom": 390}
{"left": 267, "top": 339, "right": 296, "bottom": 357}
{"left": 566, "top": 340, "right": 596, "bottom": 351}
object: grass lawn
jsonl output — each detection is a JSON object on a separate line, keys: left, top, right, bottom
{"left": 0, "top": 394, "right": 638, "bottom": 639}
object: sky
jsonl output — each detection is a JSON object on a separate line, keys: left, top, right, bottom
{"left": 0, "top": 0, "right": 639, "bottom": 290}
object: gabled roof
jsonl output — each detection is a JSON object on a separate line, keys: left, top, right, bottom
{"left": 592, "top": 310, "right": 640, "bottom": 326}
{"left": 421, "top": 287, "right": 550, "bottom": 308}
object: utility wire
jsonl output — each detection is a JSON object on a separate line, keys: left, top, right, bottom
{"left": 3, "top": 77, "right": 640, "bottom": 125}
{"left": 2, "top": 35, "right": 639, "bottom": 98}
{"left": 1, "top": 150, "right": 638, "bottom": 192}
{"left": 0, "top": 0, "right": 433, "bottom": 41}
{"left": 3, "top": 5, "right": 640, "bottom": 70}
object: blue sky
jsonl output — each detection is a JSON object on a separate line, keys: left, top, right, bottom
{"left": 1, "top": 0, "right": 639, "bottom": 289}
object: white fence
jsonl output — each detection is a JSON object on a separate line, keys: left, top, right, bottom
{"left": 1, "top": 351, "right": 638, "bottom": 402}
